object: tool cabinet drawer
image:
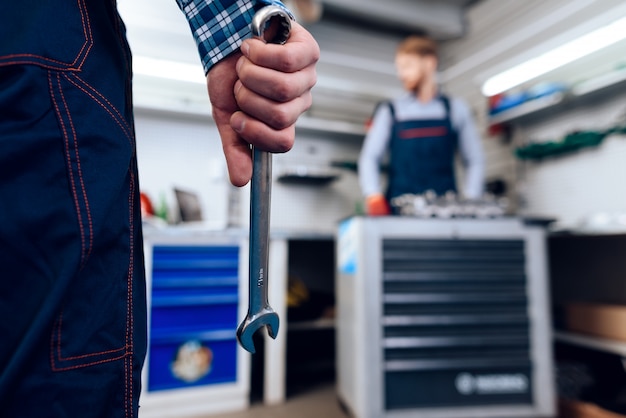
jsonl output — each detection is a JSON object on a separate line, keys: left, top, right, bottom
{"left": 148, "top": 330, "right": 238, "bottom": 392}
{"left": 385, "top": 366, "right": 533, "bottom": 410}
{"left": 152, "top": 270, "right": 239, "bottom": 288}
{"left": 152, "top": 245, "right": 239, "bottom": 273}
{"left": 150, "top": 244, "right": 240, "bottom": 333}
{"left": 151, "top": 291, "right": 239, "bottom": 333}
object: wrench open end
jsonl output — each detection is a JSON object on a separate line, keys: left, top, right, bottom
{"left": 236, "top": 310, "right": 280, "bottom": 354}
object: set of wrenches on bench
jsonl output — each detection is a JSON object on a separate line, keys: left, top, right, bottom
{"left": 391, "top": 190, "right": 510, "bottom": 219}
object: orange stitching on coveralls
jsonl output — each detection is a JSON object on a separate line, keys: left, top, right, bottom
{"left": 124, "top": 172, "right": 133, "bottom": 418}
{"left": 45, "top": 67, "right": 129, "bottom": 361}
{"left": 56, "top": 73, "right": 95, "bottom": 261}
{"left": 48, "top": 71, "right": 86, "bottom": 263}
{"left": 50, "top": 314, "right": 128, "bottom": 371}
{"left": 37, "top": 0, "right": 131, "bottom": 378}
{"left": 67, "top": 72, "right": 134, "bottom": 142}
{"left": 126, "top": 169, "right": 137, "bottom": 418}
{"left": 52, "top": 314, "right": 127, "bottom": 362}
{"left": 72, "top": 0, "right": 94, "bottom": 69}
{"left": 52, "top": 354, "right": 128, "bottom": 372}
{"left": 0, "top": 0, "right": 92, "bottom": 70}
{"left": 114, "top": 8, "right": 137, "bottom": 411}
{"left": 63, "top": 73, "right": 134, "bottom": 144}
{"left": 0, "top": 57, "right": 81, "bottom": 68}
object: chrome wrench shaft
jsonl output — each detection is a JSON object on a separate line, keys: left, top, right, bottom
{"left": 236, "top": 5, "right": 292, "bottom": 354}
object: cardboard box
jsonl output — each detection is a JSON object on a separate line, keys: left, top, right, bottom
{"left": 565, "top": 303, "right": 626, "bottom": 342}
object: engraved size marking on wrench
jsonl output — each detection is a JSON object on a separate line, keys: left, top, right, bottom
{"left": 257, "top": 269, "right": 264, "bottom": 287}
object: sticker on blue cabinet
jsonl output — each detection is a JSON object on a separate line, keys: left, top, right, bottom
{"left": 338, "top": 219, "right": 357, "bottom": 275}
{"left": 170, "top": 340, "right": 213, "bottom": 383}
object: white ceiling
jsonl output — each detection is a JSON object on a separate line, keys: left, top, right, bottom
{"left": 441, "top": 0, "right": 626, "bottom": 103}
{"left": 118, "top": 0, "right": 478, "bottom": 128}
{"left": 118, "top": 0, "right": 626, "bottom": 130}
{"left": 312, "top": 0, "right": 478, "bottom": 40}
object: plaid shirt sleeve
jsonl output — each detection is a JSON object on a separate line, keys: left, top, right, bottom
{"left": 175, "top": 0, "right": 293, "bottom": 74}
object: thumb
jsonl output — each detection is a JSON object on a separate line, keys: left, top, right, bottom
{"left": 213, "top": 108, "right": 252, "bottom": 187}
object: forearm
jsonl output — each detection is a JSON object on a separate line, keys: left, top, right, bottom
{"left": 359, "top": 132, "right": 391, "bottom": 216}
{"left": 358, "top": 147, "right": 382, "bottom": 197}
{"left": 358, "top": 106, "right": 392, "bottom": 197}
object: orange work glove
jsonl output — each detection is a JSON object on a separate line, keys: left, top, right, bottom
{"left": 366, "top": 193, "right": 391, "bottom": 216}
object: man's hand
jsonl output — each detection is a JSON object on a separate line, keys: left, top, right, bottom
{"left": 207, "top": 21, "right": 319, "bottom": 187}
{"left": 366, "top": 193, "right": 391, "bottom": 216}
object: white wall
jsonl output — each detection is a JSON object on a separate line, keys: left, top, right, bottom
{"left": 440, "top": 0, "right": 626, "bottom": 227}
{"left": 516, "top": 92, "right": 626, "bottom": 228}
{"left": 238, "top": 131, "right": 363, "bottom": 234}
{"left": 134, "top": 108, "right": 231, "bottom": 228}
{"left": 134, "top": 108, "right": 363, "bottom": 233}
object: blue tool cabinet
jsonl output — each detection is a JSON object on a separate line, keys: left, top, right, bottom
{"left": 149, "top": 245, "right": 239, "bottom": 391}
{"left": 140, "top": 234, "right": 250, "bottom": 418}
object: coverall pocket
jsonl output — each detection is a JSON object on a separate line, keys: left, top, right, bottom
{"left": 47, "top": 70, "right": 137, "bottom": 371}
{"left": 0, "top": 0, "right": 93, "bottom": 71}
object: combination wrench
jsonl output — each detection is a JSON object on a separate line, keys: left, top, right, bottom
{"left": 236, "top": 5, "right": 292, "bottom": 354}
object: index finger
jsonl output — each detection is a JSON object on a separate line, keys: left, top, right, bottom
{"left": 241, "top": 21, "right": 320, "bottom": 73}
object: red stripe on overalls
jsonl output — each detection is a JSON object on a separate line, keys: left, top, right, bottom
{"left": 399, "top": 126, "right": 448, "bottom": 139}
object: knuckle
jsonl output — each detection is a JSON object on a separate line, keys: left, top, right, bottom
{"left": 273, "top": 82, "right": 292, "bottom": 103}
{"left": 278, "top": 53, "right": 297, "bottom": 73}
{"left": 270, "top": 107, "right": 292, "bottom": 130}
{"left": 275, "top": 135, "right": 294, "bottom": 153}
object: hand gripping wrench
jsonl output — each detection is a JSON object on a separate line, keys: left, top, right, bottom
{"left": 236, "top": 5, "right": 292, "bottom": 354}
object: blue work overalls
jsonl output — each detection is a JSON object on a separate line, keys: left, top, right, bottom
{"left": 0, "top": 1, "right": 147, "bottom": 417}
{"left": 385, "top": 96, "right": 458, "bottom": 202}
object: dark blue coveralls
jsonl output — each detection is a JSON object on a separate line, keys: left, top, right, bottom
{"left": 384, "top": 96, "right": 458, "bottom": 203}
{"left": 0, "top": 1, "right": 147, "bottom": 416}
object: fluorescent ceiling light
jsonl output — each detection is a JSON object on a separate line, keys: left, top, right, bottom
{"left": 133, "top": 56, "right": 205, "bottom": 84}
{"left": 481, "top": 15, "right": 626, "bottom": 96}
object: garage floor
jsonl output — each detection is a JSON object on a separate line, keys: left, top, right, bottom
{"left": 198, "top": 384, "right": 348, "bottom": 418}
{"left": 190, "top": 382, "right": 580, "bottom": 418}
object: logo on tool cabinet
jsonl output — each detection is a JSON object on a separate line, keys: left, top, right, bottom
{"left": 171, "top": 340, "right": 213, "bottom": 383}
{"left": 455, "top": 372, "right": 529, "bottom": 395}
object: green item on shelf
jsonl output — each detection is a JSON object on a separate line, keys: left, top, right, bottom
{"left": 155, "top": 192, "right": 169, "bottom": 222}
{"left": 515, "top": 124, "right": 626, "bottom": 161}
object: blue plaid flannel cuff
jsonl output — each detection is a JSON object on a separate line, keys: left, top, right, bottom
{"left": 176, "top": 0, "right": 293, "bottom": 74}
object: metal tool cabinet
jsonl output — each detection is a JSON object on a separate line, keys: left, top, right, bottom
{"left": 140, "top": 231, "right": 250, "bottom": 418}
{"left": 336, "top": 217, "right": 555, "bottom": 418}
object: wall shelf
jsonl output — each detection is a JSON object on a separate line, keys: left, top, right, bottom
{"left": 296, "top": 116, "right": 366, "bottom": 140}
{"left": 572, "top": 67, "right": 626, "bottom": 96}
{"left": 489, "top": 68, "right": 626, "bottom": 126}
{"left": 489, "top": 93, "right": 565, "bottom": 126}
